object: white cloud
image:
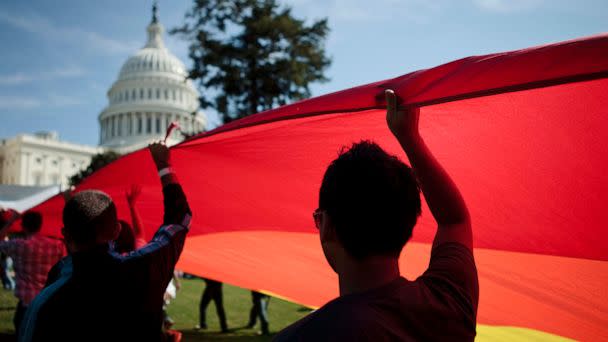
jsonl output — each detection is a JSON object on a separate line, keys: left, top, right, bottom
{"left": 0, "top": 94, "right": 83, "bottom": 110}
{"left": 283, "top": 0, "right": 448, "bottom": 24}
{"left": 0, "top": 66, "right": 86, "bottom": 85}
{"left": 473, "top": 0, "right": 544, "bottom": 12}
{"left": 0, "top": 10, "right": 139, "bottom": 55}
{"left": 47, "top": 94, "right": 83, "bottom": 106}
{"left": 0, "top": 96, "right": 42, "bottom": 109}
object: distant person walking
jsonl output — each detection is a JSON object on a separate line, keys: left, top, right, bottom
{"left": 197, "top": 278, "right": 228, "bottom": 333}
{"left": 247, "top": 291, "right": 270, "bottom": 335}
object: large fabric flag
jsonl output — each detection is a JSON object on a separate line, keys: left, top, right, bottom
{"left": 32, "top": 34, "right": 607, "bottom": 341}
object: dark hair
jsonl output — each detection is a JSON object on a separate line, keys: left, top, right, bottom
{"left": 63, "top": 190, "right": 117, "bottom": 245}
{"left": 22, "top": 211, "right": 43, "bottom": 234}
{"left": 114, "top": 220, "right": 136, "bottom": 254}
{"left": 319, "top": 140, "right": 421, "bottom": 259}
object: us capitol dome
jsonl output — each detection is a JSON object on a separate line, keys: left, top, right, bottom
{"left": 98, "top": 4, "right": 206, "bottom": 153}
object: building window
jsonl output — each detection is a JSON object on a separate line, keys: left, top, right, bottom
{"left": 172, "top": 90, "right": 176, "bottom": 101}
{"left": 127, "top": 113, "right": 132, "bottom": 134}
{"left": 125, "top": 91, "right": 129, "bottom": 101}
{"left": 156, "top": 89, "right": 160, "bottom": 99}
{"left": 146, "top": 115, "right": 152, "bottom": 133}
{"left": 117, "top": 115, "right": 123, "bottom": 136}
{"left": 111, "top": 116, "right": 116, "bottom": 137}
{"left": 132, "top": 89, "right": 136, "bottom": 100}
{"left": 35, "top": 157, "right": 41, "bottom": 164}
{"left": 148, "top": 89, "right": 152, "bottom": 99}
{"left": 156, "top": 117, "right": 161, "bottom": 133}
{"left": 52, "top": 159, "right": 58, "bottom": 166}
{"left": 137, "top": 115, "right": 143, "bottom": 134}
{"left": 140, "top": 89, "right": 144, "bottom": 99}
{"left": 164, "top": 89, "right": 168, "bottom": 100}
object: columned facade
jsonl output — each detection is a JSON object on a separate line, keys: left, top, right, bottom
{"left": 98, "top": 5, "right": 206, "bottom": 153}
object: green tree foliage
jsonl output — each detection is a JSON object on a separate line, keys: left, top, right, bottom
{"left": 172, "top": 0, "right": 331, "bottom": 123}
{"left": 69, "top": 151, "right": 121, "bottom": 186}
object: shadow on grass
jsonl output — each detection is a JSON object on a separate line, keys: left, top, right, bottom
{"left": 0, "top": 333, "right": 16, "bottom": 342}
{"left": 180, "top": 329, "right": 276, "bottom": 342}
{"left": 0, "top": 330, "right": 277, "bottom": 342}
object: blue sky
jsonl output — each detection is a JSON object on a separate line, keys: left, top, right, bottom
{"left": 0, "top": 0, "right": 606, "bottom": 146}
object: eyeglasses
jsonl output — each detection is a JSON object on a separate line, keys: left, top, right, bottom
{"left": 312, "top": 208, "right": 324, "bottom": 230}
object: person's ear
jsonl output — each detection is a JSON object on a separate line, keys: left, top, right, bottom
{"left": 61, "top": 227, "right": 76, "bottom": 253}
{"left": 319, "top": 213, "right": 337, "bottom": 242}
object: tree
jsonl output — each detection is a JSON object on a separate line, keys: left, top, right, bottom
{"left": 171, "top": 0, "right": 331, "bottom": 123}
{"left": 69, "top": 151, "right": 121, "bottom": 186}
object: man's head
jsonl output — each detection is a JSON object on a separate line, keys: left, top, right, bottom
{"left": 317, "top": 140, "right": 421, "bottom": 269}
{"left": 21, "top": 211, "right": 42, "bottom": 235}
{"left": 62, "top": 190, "right": 120, "bottom": 251}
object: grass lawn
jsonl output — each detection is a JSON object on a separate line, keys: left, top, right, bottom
{"left": 0, "top": 278, "right": 313, "bottom": 341}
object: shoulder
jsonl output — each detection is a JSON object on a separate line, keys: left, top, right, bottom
{"left": 422, "top": 242, "right": 477, "bottom": 282}
{"left": 419, "top": 242, "right": 479, "bottom": 317}
{"left": 274, "top": 298, "right": 374, "bottom": 341}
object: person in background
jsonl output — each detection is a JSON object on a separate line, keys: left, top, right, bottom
{"left": 196, "top": 278, "right": 228, "bottom": 333}
{"left": 247, "top": 291, "right": 270, "bottom": 335}
{"left": 0, "top": 210, "right": 65, "bottom": 333}
{"left": 20, "top": 142, "right": 191, "bottom": 341}
{"left": 1, "top": 252, "right": 15, "bottom": 290}
{"left": 125, "top": 184, "right": 148, "bottom": 249}
{"left": 274, "top": 90, "right": 478, "bottom": 341}
{"left": 0, "top": 208, "right": 18, "bottom": 290}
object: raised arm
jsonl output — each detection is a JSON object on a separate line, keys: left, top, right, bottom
{"left": 148, "top": 142, "right": 190, "bottom": 226}
{"left": 123, "top": 142, "right": 192, "bottom": 298}
{"left": 125, "top": 184, "right": 147, "bottom": 244}
{"left": 385, "top": 90, "right": 472, "bottom": 250}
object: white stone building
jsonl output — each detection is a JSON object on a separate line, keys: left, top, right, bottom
{"left": 0, "top": 131, "right": 100, "bottom": 189}
{"left": 0, "top": 4, "right": 204, "bottom": 191}
{"left": 98, "top": 5, "right": 206, "bottom": 153}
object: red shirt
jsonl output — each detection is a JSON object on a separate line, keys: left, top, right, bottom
{"left": 274, "top": 243, "right": 479, "bottom": 341}
{"left": 0, "top": 235, "right": 65, "bottom": 304}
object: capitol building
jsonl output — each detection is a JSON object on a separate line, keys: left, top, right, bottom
{"left": 0, "top": 5, "right": 206, "bottom": 191}
{"left": 99, "top": 5, "right": 205, "bottom": 153}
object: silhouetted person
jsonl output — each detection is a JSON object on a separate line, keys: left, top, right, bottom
{"left": 247, "top": 291, "right": 270, "bottom": 335}
{"left": 0, "top": 210, "right": 64, "bottom": 333}
{"left": 274, "top": 90, "right": 478, "bottom": 341}
{"left": 197, "top": 278, "right": 228, "bottom": 332}
{"left": 20, "top": 142, "right": 192, "bottom": 342}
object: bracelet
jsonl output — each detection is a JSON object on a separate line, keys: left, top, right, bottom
{"left": 158, "top": 167, "right": 174, "bottom": 177}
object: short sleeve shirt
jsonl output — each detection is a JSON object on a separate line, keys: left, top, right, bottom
{"left": 274, "top": 243, "right": 478, "bottom": 342}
